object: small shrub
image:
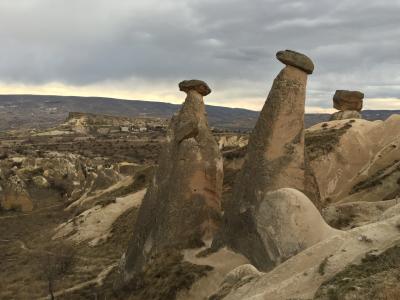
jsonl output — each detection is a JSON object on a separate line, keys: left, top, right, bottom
{"left": 319, "top": 257, "right": 329, "bottom": 275}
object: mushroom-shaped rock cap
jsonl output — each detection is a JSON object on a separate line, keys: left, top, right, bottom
{"left": 276, "top": 50, "right": 314, "bottom": 74}
{"left": 333, "top": 90, "right": 364, "bottom": 111}
{"left": 334, "top": 90, "right": 364, "bottom": 101}
{"left": 179, "top": 79, "right": 211, "bottom": 96}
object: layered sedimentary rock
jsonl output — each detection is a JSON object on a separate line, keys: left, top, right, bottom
{"left": 121, "top": 80, "right": 223, "bottom": 280}
{"left": 221, "top": 50, "right": 317, "bottom": 271}
{"left": 330, "top": 90, "right": 364, "bottom": 120}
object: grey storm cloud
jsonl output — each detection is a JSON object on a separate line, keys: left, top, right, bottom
{"left": 0, "top": 0, "right": 400, "bottom": 108}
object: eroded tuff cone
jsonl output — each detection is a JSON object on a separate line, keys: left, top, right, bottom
{"left": 220, "top": 50, "right": 320, "bottom": 271}
{"left": 276, "top": 50, "right": 314, "bottom": 74}
{"left": 333, "top": 90, "right": 364, "bottom": 111}
{"left": 121, "top": 80, "right": 223, "bottom": 281}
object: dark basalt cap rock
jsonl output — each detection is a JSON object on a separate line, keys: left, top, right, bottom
{"left": 276, "top": 50, "right": 314, "bottom": 74}
{"left": 179, "top": 79, "right": 211, "bottom": 96}
{"left": 333, "top": 90, "right": 364, "bottom": 111}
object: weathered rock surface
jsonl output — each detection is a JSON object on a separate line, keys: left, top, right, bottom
{"left": 333, "top": 90, "right": 364, "bottom": 111}
{"left": 222, "top": 50, "right": 318, "bottom": 271}
{"left": 176, "top": 247, "right": 249, "bottom": 300}
{"left": 54, "top": 189, "right": 147, "bottom": 246}
{"left": 379, "top": 201, "right": 400, "bottom": 220}
{"left": 122, "top": 80, "right": 223, "bottom": 280}
{"left": 323, "top": 198, "right": 399, "bottom": 229}
{"left": 213, "top": 214, "right": 400, "bottom": 300}
{"left": 0, "top": 174, "right": 33, "bottom": 212}
{"left": 254, "top": 189, "right": 339, "bottom": 265}
{"left": 208, "top": 264, "right": 262, "bottom": 300}
{"left": 306, "top": 115, "right": 400, "bottom": 204}
{"left": 216, "top": 134, "right": 248, "bottom": 150}
{"left": 179, "top": 79, "right": 212, "bottom": 96}
{"left": 0, "top": 152, "right": 131, "bottom": 212}
{"left": 330, "top": 110, "right": 362, "bottom": 121}
{"left": 340, "top": 159, "right": 400, "bottom": 204}
{"left": 276, "top": 49, "right": 314, "bottom": 74}
{"left": 314, "top": 243, "right": 400, "bottom": 300}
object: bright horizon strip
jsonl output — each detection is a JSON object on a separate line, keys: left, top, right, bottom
{"left": 0, "top": 82, "right": 399, "bottom": 113}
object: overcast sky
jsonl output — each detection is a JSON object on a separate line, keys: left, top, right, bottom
{"left": 0, "top": 0, "right": 399, "bottom": 111}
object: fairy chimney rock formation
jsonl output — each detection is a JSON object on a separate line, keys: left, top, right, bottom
{"left": 121, "top": 79, "right": 223, "bottom": 281}
{"left": 221, "top": 50, "right": 318, "bottom": 271}
{"left": 330, "top": 90, "right": 364, "bottom": 120}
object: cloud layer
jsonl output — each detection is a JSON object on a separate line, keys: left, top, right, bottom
{"left": 0, "top": 0, "right": 399, "bottom": 110}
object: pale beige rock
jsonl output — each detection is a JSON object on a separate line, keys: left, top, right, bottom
{"left": 323, "top": 199, "right": 399, "bottom": 229}
{"left": 215, "top": 214, "right": 400, "bottom": 300}
{"left": 177, "top": 248, "right": 249, "bottom": 300}
{"left": 54, "top": 189, "right": 146, "bottom": 246}
{"left": 306, "top": 115, "right": 400, "bottom": 203}
{"left": 255, "top": 189, "right": 339, "bottom": 265}
{"left": 330, "top": 110, "right": 362, "bottom": 121}
{"left": 340, "top": 160, "right": 400, "bottom": 204}
{"left": 207, "top": 264, "right": 262, "bottom": 300}
{"left": 380, "top": 201, "right": 400, "bottom": 220}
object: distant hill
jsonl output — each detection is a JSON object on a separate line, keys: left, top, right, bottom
{"left": 0, "top": 94, "right": 398, "bottom": 131}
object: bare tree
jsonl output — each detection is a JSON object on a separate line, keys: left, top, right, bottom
{"left": 36, "top": 242, "right": 76, "bottom": 300}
